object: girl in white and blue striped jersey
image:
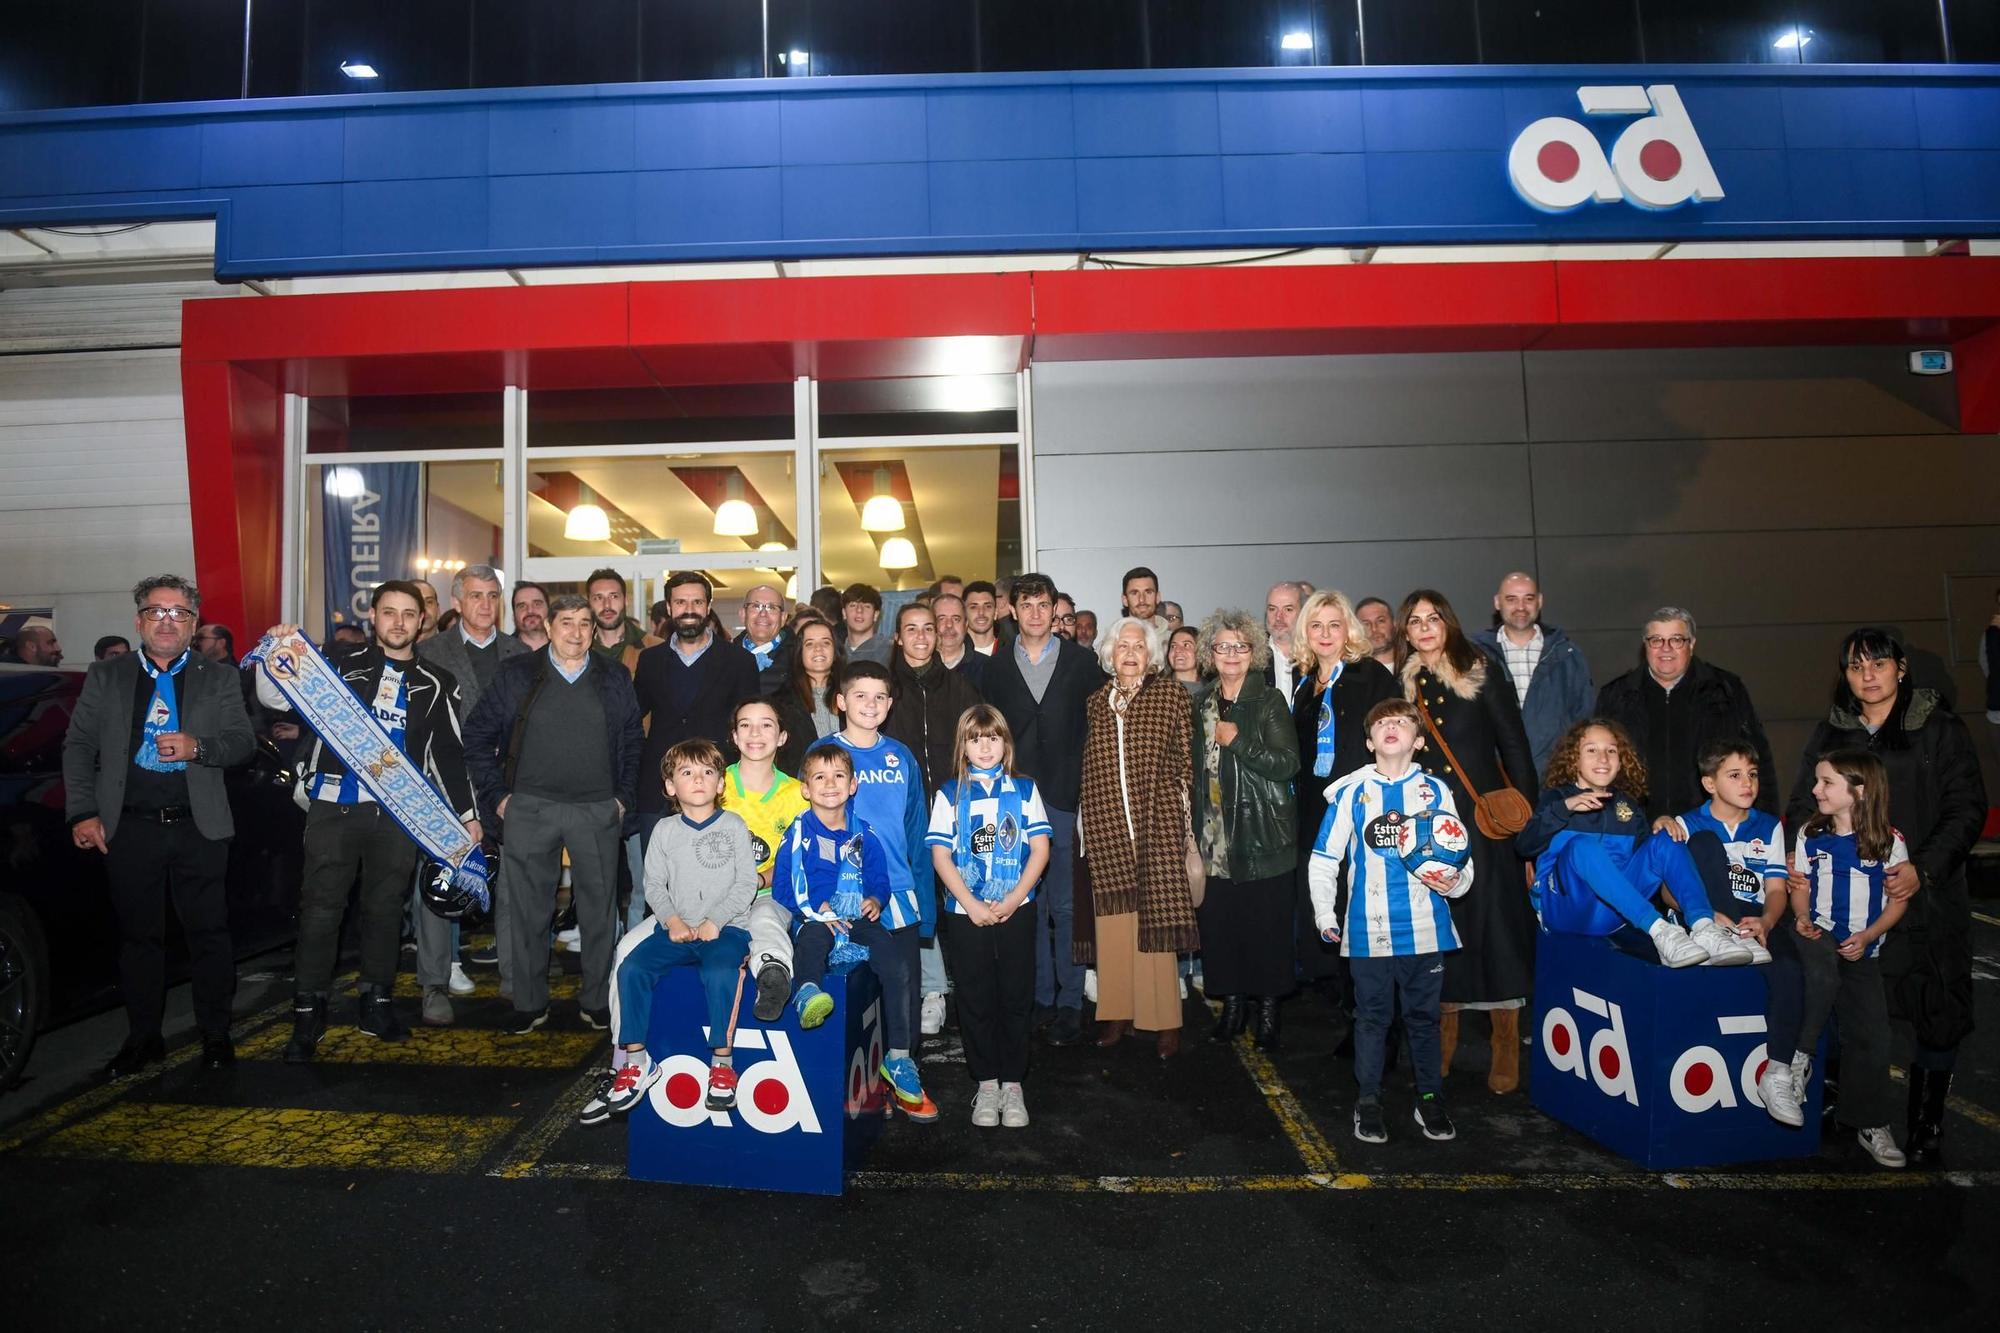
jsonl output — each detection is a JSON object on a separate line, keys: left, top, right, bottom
{"left": 1788, "top": 750, "right": 1910, "bottom": 1168}
{"left": 927, "top": 705, "right": 1052, "bottom": 1130}
{"left": 1308, "top": 697, "right": 1473, "bottom": 1145}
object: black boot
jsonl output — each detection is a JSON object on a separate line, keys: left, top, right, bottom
{"left": 1253, "top": 996, "right": 1282, "bottom": 1050}
{"left": 357, "top": 987, "right": 410, "bottom": 1043}
{"left": 1209, "top": 996, "right": 1247, "bottom": 1043}
{"left": 1906, "top": 1068, "right": 1950, "bottom": 1168}
{"left": 283, "top": 995, "right": 327, "bottom": 1064}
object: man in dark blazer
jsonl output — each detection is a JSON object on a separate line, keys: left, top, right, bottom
{"left": 632, "top": 571, "right": 760, "bottom": 829}
{"left": 63, "top": 574, "right": 255, "bottom": 1076}
{"left": 416, "top": 563, "right": 527, "bottom": 1014}
{"left": 980, "top": 572, "right": 1108, "bottom": 1046}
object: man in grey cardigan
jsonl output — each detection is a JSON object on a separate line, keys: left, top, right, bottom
{"left": 415, "top": 563, "right": 527, "bottom": 1023}
{"left": 63, "top": 574, "right": 255, "bottom": 1076}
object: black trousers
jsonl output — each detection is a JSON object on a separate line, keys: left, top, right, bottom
{"left": 1196, "top": 872, "right": 1297, "bottom": 998}
{"left": 295, "top": 802, "right": 417, "bottom": 996}
{"left": 1684, "top": 831, "right": 1806, "bottom": 1062}
{"left": 105, "top": 813, "right": 234, "bottom": 1042}
{"left": 941, "top": 908, "right": 1037, "bottom": 1083}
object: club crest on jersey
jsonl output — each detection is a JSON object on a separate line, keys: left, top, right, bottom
{"left": 1614, "top": 800, "right": 1635, "bottom": 823}
{"left": 884, "top": 752, "right": 899, "bottom": 769}
{"left": 997, "top": 814, "right": 1019, "bottom": 852}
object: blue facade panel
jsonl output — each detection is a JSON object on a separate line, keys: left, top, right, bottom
{"left": 0, "top": 66, "right": 1995, "bottom": 278}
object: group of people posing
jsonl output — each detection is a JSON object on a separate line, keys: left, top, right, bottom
{"left": 60, "top": 564, "right": 1988, "bottom": 1171}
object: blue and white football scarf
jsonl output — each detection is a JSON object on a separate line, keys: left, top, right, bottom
{"left": 1312, "top": 662, "right": 1344, "bottom": 779}
{"left": 788, "top": 807, "right": 870, "bottom": 967}
{"left": 955, "top": 766, "right": 1024, "bottom": 903}
{"left": 135, "top": 649, "right": 191, "bottom": 773}
{"left": 245, "top": 631, "right": 489, "bottom": 913}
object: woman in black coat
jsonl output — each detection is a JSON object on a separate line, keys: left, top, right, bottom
{"left": 1784, "top": 626, "right": 1987, "bottom": 1167}
{"left": 884, "top": 601, "right": 984, "bottom": 797}
{"left": 1289, "top": 591, "right": 1400, "bottom": 988}
{"left": 773, "top": 617, "right": 844, "bottom": 777}
{"left": 1398, "top": 588, "right": 1540, "bottom": 1094}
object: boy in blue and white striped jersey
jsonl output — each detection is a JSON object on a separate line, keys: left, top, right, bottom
{"left": 1308, "top": 698, "right": 1473, "bottom": 1145}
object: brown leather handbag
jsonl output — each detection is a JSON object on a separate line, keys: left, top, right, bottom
{"left": 1414, "top": 690, "right": 1532, "bottom": 840}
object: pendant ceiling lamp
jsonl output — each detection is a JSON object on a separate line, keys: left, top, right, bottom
{"left": 879, "top": 536, "right": 918, "bottom": 570}
{"left": 565, "top": 481, "right": 610, "bottom": 542}
{"left": 859, "top": 466, "right": 904, "bottom": 532}
{"left": 714, "top": 474, "right": 758, "bottom": 537}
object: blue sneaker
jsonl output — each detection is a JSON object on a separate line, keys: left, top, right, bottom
{"left": 794, "top": 982, "right": 834, "bottom": 1030}
{"left": 880, "top": 1055, "right": 926, "bottom": 1107}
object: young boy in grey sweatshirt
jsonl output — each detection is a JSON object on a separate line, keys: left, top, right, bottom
{"left": 602, "top": 739, "right": 759, "bottom": 1115}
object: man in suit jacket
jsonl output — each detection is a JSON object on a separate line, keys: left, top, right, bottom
{"left": 980, "top": 572, "right": 1109, "bottom": 1046}
{"left": 63, "top": 574, "right": 255, "bottom": 1076}
{"left": 415, "top": 563, "right": 528, "bottom": 1015}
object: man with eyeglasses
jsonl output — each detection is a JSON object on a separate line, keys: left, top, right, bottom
{"left": 1053, "top": 594, "right": 1078, "bottom": 641}
{"left": 734, "top": 582, "right": 789, "bottom": 692}
{"left": 62, "top": 575, "right": 255, "bottom": 1077}
{"left": 1595, "top": 605, "right": 1778, "bottom": 819}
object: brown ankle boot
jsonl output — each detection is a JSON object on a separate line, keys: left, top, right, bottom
{"left": 1439, "top": 1008, "right": 1460, "bottom": 1077}
{"left": 1487, "top": 1008, "right": 1521, "bottom": 1094}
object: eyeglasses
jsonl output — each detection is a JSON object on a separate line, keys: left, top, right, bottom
{"left": 1211, "top": 642, "right": 1252, "bottom": 656}
{"left": 1055, "top": 614, "right": 1077, "bottom": 626}
{"left": 139, "top": 606, "right": 196, "bottom": 623}
{"left": 1644, "top": 635, "right": 1692, "bottom": 650}
{"left": 745, "top": 601, "right": 782, "bottom": 614}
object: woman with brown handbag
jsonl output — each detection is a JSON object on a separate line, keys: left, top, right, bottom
{"left": 1398, "top": 589, "right": 1540, "bottom": 1093}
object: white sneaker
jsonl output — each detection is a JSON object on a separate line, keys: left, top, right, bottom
{"left": 1690, "top": 918, "right": 1755, "bottom": 966}
{"left": 1740, "top": 933, "right": 1774, "bottom": 965}
{"left": 448, "top": 962, "right": 476, "bottom": 996}
{"left": 555, "top": 926, "right": 582, "bottom": 952}
{"left": 1791, "top": 1052, "right": 1813, "bottom": 1091}
{"left": 1758, "top": 1060, "right": 1804, "bottom": 1127}
{"left": 1000, "top": 1084, "right": 1030, "bottom": 1129}
{"left": 1649, "top": 919, "right": 1708, "bottom": 968}
{"left": 1857, "top": 1126, "right": 1906, "bottom": 1168}
{"left": 970, "top": 1083, "right": 1001, "bottom": 1129}
{"left": 1179, "top": 976, "right": 1189, "bottom": 1000}
{"left": 920, "top": 992, "right": 947, "bottom": 1036}
{"left": 1084, "top": 968, "right": 1098, "bottom": 1004}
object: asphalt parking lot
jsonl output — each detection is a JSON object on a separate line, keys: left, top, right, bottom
{"left": 7, "top": 911, "right": 2000, "bottom": 1330}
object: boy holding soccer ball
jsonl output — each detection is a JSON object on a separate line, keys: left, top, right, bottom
{"left": 1307, "top": 698, "right": 1474, "bottom": 1144}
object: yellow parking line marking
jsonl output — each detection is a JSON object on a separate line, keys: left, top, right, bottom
{"left": 1228, "top": 1028, "right": 1340, "bottom": 1175}
{"left": 1889, "top": 1066, "right": 2000, "bottom": 1137}
{"left": 488, "top": 1064, "right": 612, "bottom": 1180}
{"left": 1972, "top": 911, "right": 2000, "bottom": 928}
{"left": 234, "top": 1023, "right": 606, "bottom": 1069}
{"left": 26, "top": 1103, "right": 516, "bottom": 1173}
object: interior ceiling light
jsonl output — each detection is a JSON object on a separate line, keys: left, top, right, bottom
{"left": 324, "top": 466, "right": 365, "bottom": 498}
{"left": 714, "top": 498, "right": 758, "bottom": 537}
{"left": 1772, "top": 29, "right": 1811, "bottom": 50}
{"left": 757, "top": 540, "right": 788, "bottom": 552}
{"left": 859, "top": 466, "right": 904, "bottom": 532}
{"left": 1280, "top": 32, "right": 1313, "bottom": 51}
{"left": 784, "top": 573, "right": 798, "bottom": 599}
{"left": 878, "top": 536, "right": 918, "bottom": 571}
{"left": 340, "top": 61, "right": 380, "bottom": 78}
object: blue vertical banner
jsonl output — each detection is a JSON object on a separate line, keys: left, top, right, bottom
{"left": 320, "top": 464, "right": 420, "bottom": 636}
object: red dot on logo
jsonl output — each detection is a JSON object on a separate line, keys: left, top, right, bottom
{"left": 755, "top": 1080, "right": 790, "bottom": 1116}
{"left": 1550, "top": 1024, "right": 1572, "bottom": 1057}
{"left": 1537, "top": 141, "right": 1581, "bottom": 184}
{"left": 1597, "top": 1046, "right": 1621, "bottom": 1080}
{"left": 1684, "top": 1063, "right": 1714, "bottom": 1097}
{"left": 1640, "top": 139, "right": 1682, "bottom": 182}
{"left": 665, "top": 1072, "right": 702, "bottom": 1109}
{"left": 1754, "top": 1059, "right": 1769, "bottom": 1083}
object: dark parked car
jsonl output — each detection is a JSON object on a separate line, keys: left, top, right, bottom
{"left": 0, "top": 663, "right": 301, "bottom": 1092}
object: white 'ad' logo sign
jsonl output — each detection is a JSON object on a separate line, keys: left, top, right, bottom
{"left": 1508, "top": 85, "right": 1724, "bottom": 213}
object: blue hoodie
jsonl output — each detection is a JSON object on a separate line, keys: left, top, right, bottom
{"left": 829, "top": 730, "right": 937, "bottom": 938}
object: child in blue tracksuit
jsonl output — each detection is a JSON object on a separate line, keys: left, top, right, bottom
{"left": 827, "top": 661, "right": 937, "bottom": 1060}
{"left": 1517, "top": 720, "right": 1756, "bottom": 969}
{"left": 771, "top": 742, "right": 936, "bottom": 1123}
{"left": 1307, "top": 698, "right": 1472, "bottom": 1145}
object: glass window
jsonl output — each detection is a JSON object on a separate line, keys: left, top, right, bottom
{"left": 526, "top": 450, "right": 802, "bottom": 562}
{"left": 304, "top": 460, "right": 502, "bottom": 636}
{"left": 473, "top": 0, "right": 639, "bottom": 88}
{"left": 1360, "top": 0, "right": 1479, "bottom": 63}
{"left": 641, "top": 0, "right": 765, "bottom": 81}
{"left": 528, "top": 384, "right": 795, "bottom": 449}
{"left": 1479, "top": 1, "right": 1643, "bottom": 64}
{"left": 141, "top": 0, "right": 247, "bottom": 104}
{"left": 1798, "top": 2, "right": 1945, "bottom": 63}
{"left": 1641, "top": 1, "right": 1806, "bottom": 64}
{"left": 818, "top": 443, "right": 1021, "bottom": 593}
{"left": 0, "top": 1, "right": 142, "bottom": 112}
{"left": 977, "top": 0, "right": 1149, "bottom": 71}
{"left": 306, "top": 392, "right": 503, "bottom": 455}
{"left": 817, "top": 375, "right": 1017, "bottom": 439}
{"left": 1947, "top": 0, "right": 2000, "bottom": 61}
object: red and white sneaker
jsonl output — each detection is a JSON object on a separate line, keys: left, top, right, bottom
{"left": 602, "top": 1059, "right": 663, "bottom": 1115}
{"left": 705, "top": 1064, "right": 739, "bottom": 1111}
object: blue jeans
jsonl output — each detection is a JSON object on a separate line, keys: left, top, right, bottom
{"left": 1350, "top": 953, "right": 1445, "bottom": 1101}
{"left": 1541, "top": 831, "right": 1716, "bottom": 938}
{"left": 614, "top": 924, "right": 750, "bottom": 1050}
{"left": 793, "top": 916, "right": 917, "bottom": 1052}
{"left": 1033, "top": 808, "right": 1083, "bottom": 1011}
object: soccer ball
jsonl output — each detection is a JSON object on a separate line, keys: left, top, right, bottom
{"left": 1396, "top": 808, "right": 1471, "bottom": 892}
